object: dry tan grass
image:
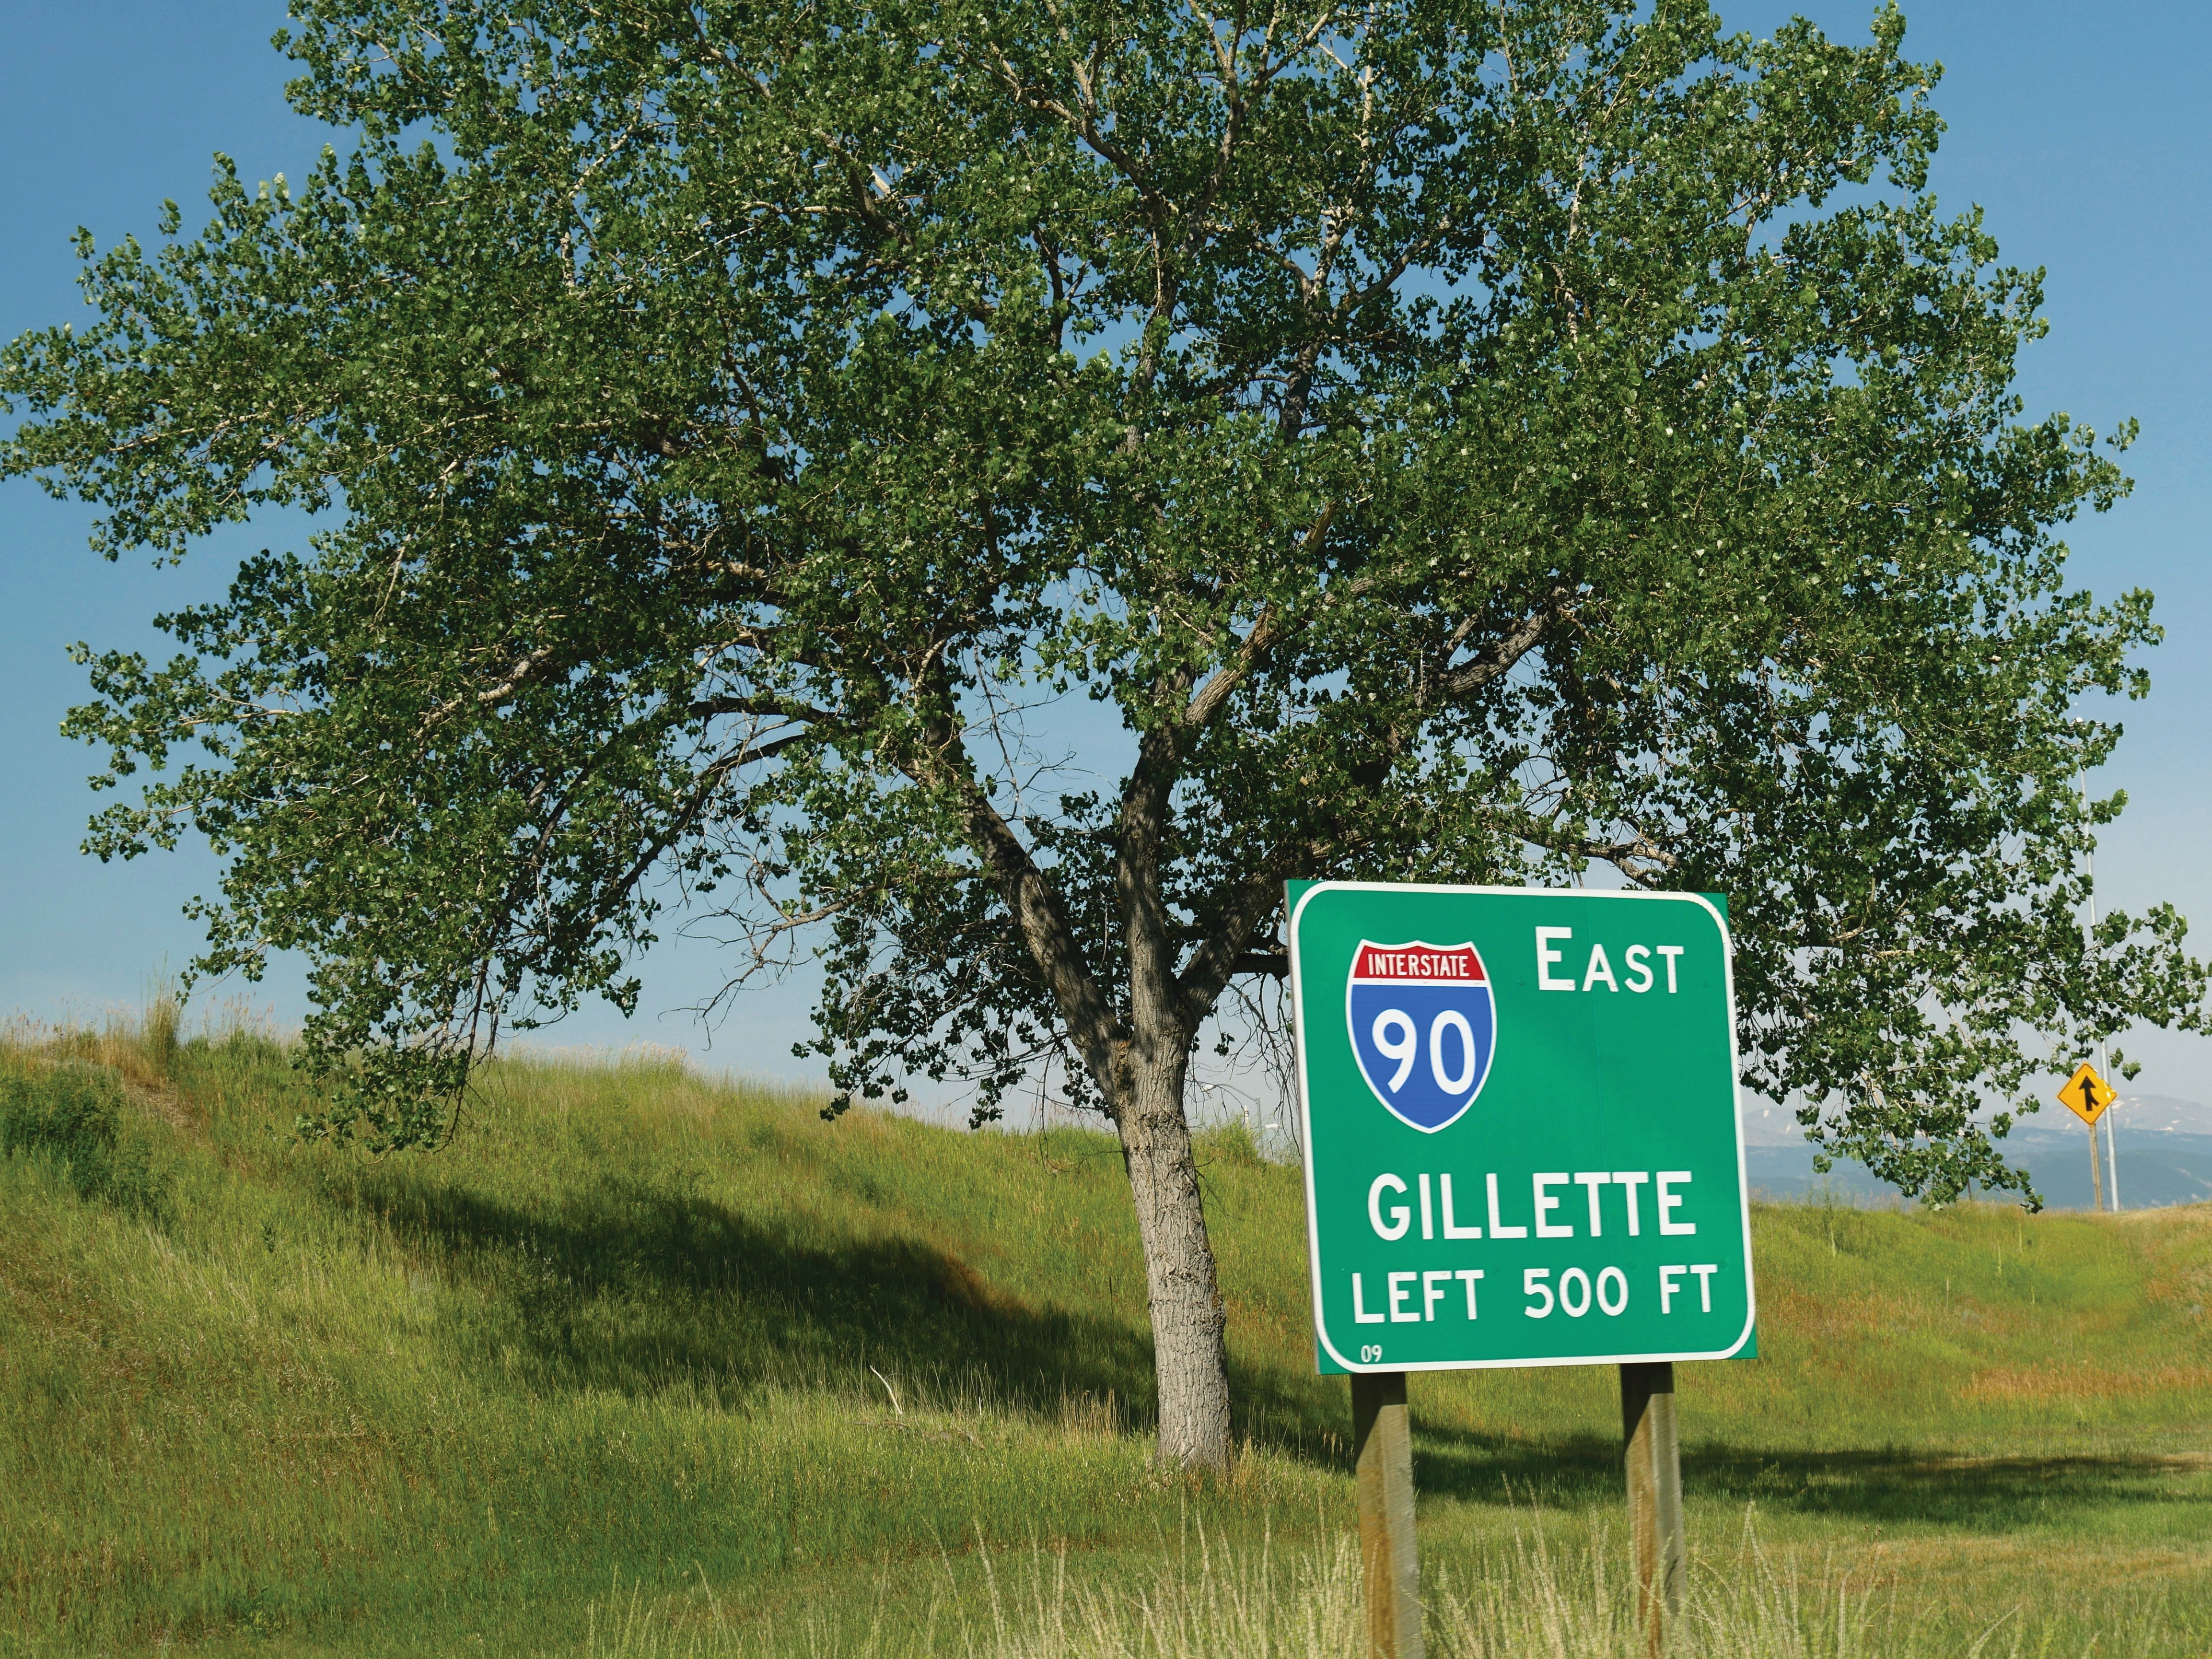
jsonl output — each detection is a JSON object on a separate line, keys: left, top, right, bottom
{"left": 577, "top": 1521, "right": 2060, "bottom": 1659}
{"left": 1963, "top": 1363, "right": 2212, "bottom": 1403}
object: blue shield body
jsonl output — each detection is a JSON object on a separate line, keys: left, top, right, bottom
{"left": 1346, "top": 940, "right": 1496, "bottom": 1133}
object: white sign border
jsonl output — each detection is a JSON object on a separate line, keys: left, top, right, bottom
{"left": 1289, "top": 881, "right": 1758, "bottom": 1375}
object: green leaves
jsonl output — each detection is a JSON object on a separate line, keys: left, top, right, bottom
{"left": 4, "top": 0, "right": 2200, "bottom": 1194}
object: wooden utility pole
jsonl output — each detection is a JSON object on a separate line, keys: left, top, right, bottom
{"left": 1620, "top": 1361, "right": 1684, "bottom": 1657}
{"left": 2087, "top": 1117, "right": 2105, "bottom": 1212}
{"left": 1351, "top": 1371, "right": 1421, "bottom": 1659}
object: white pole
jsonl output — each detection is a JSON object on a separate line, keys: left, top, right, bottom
{"left": 2103, "top": 1057, "right": 2121, "bottom": 1211}
{"left": 2082, "top": 770, "right": 2120, "bottom": 1212}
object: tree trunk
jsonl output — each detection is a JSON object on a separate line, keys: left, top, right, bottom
{"left": 1116, "top": 1045, "right": 1235, "bottom": 1472}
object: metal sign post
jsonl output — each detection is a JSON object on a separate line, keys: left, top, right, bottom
{"left": 1289, "top": 883, "right": 1757, "bottom": 1659}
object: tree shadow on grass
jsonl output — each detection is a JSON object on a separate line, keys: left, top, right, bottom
{"left": 317, "top": 1159, "right": 1379, "bottom": 1460}
{"left": 311, "top": 1160, "right": 2203, "bottom": 1537}
{"left": 321, "top": 1165, "right": 1169, "bottom": 1421}
{"left": 1410, "top": 1422, "right": 2212, "bottom": 1530}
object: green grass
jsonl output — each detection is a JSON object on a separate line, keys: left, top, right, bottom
{"left": 2, "top": 1013, "right": 2210, "bottom": 1656}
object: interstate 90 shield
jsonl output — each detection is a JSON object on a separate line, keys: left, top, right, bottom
{"left": 1346, "top": 940, "right": 1496, "bottom": 1132}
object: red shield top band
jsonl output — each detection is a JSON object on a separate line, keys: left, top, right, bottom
{"left": 1351, "top": 944, "right": 1485, "bottom": 982}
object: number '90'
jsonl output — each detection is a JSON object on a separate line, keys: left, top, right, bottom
{"left": 1370, "top": 1008, "right": 1479, "bottom": 1094}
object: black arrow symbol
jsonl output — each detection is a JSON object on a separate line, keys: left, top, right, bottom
{"left": 2077, "top": 1075, "right": 2098, "bottom": 1114}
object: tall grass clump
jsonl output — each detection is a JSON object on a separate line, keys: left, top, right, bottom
{"left": 0, "top": 1058, "right": 164, "bottom": 1211}
{"left": 139, "top": 980, "right": 182, "bottom": 1080}
{"left": 1431, "top": 1520, "right": 1912, "bottom": 1659}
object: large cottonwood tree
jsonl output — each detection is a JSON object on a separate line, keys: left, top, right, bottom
{"left": 6, "top": 0, "right": 2204, "bottom": 1470}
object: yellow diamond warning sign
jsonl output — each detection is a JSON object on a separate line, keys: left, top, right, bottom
{"left": 2057, "top": 1062, "right": 2116, "bottom": 1127}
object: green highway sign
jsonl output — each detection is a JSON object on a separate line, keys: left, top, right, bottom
{"left": 1289, "top": 882, "right": 1755, "bottom": 1374}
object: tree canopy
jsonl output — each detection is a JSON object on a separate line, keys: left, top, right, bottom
{"left": 6, "top": 0, "right": 2205, "bottom": 1467}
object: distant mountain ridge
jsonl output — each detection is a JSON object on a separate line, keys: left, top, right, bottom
{"left": 1738, "top": 1093, "right": 2212, "bottom": 1211}
{"left": 2078, "top": 1093, "right": 2212, "bottom": 1136}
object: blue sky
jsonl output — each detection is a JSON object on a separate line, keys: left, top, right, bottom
{"left": 2, "top": 2, "right": 2208, "bottom": 1102}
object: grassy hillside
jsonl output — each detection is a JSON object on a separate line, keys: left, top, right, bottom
{"left": 3, "top": 1015, "right": 2210, "bottom": 1656}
